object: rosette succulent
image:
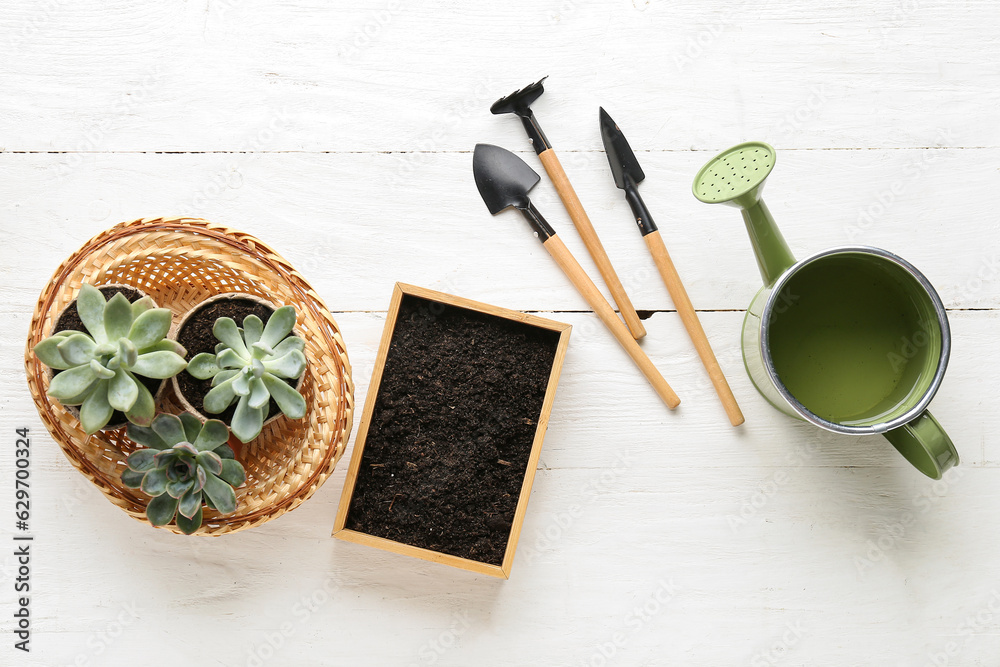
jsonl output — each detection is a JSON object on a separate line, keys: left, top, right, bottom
{"left": 186, "top": 305, "right": 307, "bottom": 443}
{"left": 33, "top": 284, "right": 188, "bottom": 434}
{"left": 124, "top": 413, "right": 246, "bottom": 534}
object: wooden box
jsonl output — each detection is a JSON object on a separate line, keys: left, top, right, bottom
{"left": 333, "top": 283, "right": 571, "bottom": 578}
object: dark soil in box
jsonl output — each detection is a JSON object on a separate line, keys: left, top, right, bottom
{"left": 345, "top": 295, "right": 561, "bottom": 565}
{"left": 175, "top": 297, "right": 290, "bottom": 425}
{"left": 54, "top": 285, "right": 162, "bottom": 428}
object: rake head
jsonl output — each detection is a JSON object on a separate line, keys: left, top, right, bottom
{"left": 491, "top": 76, "right": 548, "bottom": 117}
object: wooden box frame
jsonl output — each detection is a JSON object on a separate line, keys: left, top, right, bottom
{"left": 333, "top": 283, "right": 571, "bottom": 578}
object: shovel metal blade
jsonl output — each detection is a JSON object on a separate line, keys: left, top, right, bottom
{"left": 473, "top": 143, "right": 541, "bottom": 214}
{"left": 599, "top": 107, "right": 645, "bottom": 190}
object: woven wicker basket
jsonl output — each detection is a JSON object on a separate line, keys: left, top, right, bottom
{"left": 24, "top": 217, "right": 355, "bottom": 535}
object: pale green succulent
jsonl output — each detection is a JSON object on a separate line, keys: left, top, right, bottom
{"left": 186, "top": 305, "right": 307, "bottom": 443}
{"left": 33, "top": 284, "right": 188, "bottom": 435}
{"left": 124, "top": 413, "right": 245, "bottom": 535}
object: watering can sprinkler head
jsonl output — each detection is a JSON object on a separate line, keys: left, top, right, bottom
{"left": 692, "top": 141, "right": 794, "bottom": 286}
{"left": 692, "top": 141, "right": 776, "bottom": 210}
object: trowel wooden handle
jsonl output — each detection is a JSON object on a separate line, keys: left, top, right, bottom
{"left": 542, "top": 234, "right": 679, "bottom": 409}
{"left": 643, "top": 230, "right": 743, "bottom": 425}
{"left": 538, "top": 148, "right": 647, "bottom": 341}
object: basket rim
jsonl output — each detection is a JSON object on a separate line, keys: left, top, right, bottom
{"left": 24, "top": 217, "right": 355, "bottom": 534}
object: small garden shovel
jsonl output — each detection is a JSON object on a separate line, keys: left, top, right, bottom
{"left": 473, "top": 143, "right": 679, "bottom": 410}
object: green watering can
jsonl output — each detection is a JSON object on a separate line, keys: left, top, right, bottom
{"left": 693, "top": 142, "right": 959, "bottom": 479}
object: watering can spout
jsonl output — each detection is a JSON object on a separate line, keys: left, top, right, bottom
{"left": 692, "top": 142, "right": 796, "bottom": 286}
{"left": 740, "top": 199, "right": 796, "bottom": 286}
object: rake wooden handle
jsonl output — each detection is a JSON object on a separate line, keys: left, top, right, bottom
{"left": 542, "top": 234, "right": 679, "bottom": 409}
{"left": 538, "top": 148, "right": 647, "bottom": 341}
{"left": 643, "top": 230, "right": 743, "bottom": 425}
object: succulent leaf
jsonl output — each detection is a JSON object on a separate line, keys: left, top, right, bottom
{"left": 146, "top": 493, "right": 178, "bottom": 527}
{"left": 260, "top": 306, "right": 297, "bottom": 348}
{"left": 142, "top": 339, "right": 187, "bottom": 357}
{"left": 179, "top": 412, "right": 202, "bottom": 443}
{"left": 174, "top": 442, "right": 199, "bottom": 456}
{"left": 33, "top": 337, "right": 72, "bottom": 369}
{"left": 211, "top": 369, "right": 239, "bottom": 387}
{"left": 196, "top": 451, "right": 223, "bottom": 476}
{"left": 263, "top": 374, "right": 307, "bottom": 420}
{"left": 103, "top": 293, "right": 134, "bottom": 342}
{"left": 118, "top": 338, "right": 139, "bottom": 368}
{"left": 251, "top": 341, "right": 274, "bottom": 359}
{"left": 56, "top": 334, "right": 97, "bottom": 366}
{"left": 47, "top": 364, "right": 98, "bottom": 400}
{"left": 127, "top": 448, "right": 158, "bottom": 472}
{"left": 204, "top": 376, "right": 238, "bottom": 414}
{"left": 166, "top": 478, "right": 194, "bottom": 500}
{"left": 141, "top": 467, "right": 169, "bottom": 496}
{"left": 248, "top": 377, "right": 269, "bottom": 410}
{"left": 58, "top": 385, "right": 98, "bottom": 406}
{"left": 203, "top": 473, "right": 237, "bottom": 514}
{"left": 130, "top": 296, "right": 156, "bottom": 319}
{"left": 219, "top": 459, "right": 247, "bottom": 488}
{"left": 178, "top": 485, "right": 202, "bottom": 519}
{"left": 108, "top": 366, "right": 139, "bottom": 412}
{"left": 51, "top": 329, "right": 84, "bottom": 339}
{"left": 212, "top": 317, "right": 250, "bottom": 360}
{"left": 76, "top": 284, "right": 108, "bottom": 344}
{"left": 263, "top": 349, "right": 307, "bottom": 380}
{"left": 121, "top": 469, "right": 145, "bottom": 488}
{"left": 194, "top": 419, "right": 229, "bottom": 451}
{"left": 128, "top": 308, "right": 172, "bottom": 350}
{"left": 232, "top": 371, "right": 252, "bottom": 396}
{"left": 130, "top": 350, "right": 188, "bottom": 379}
{"left": 214, "top": 444, "right": 235, "bottom": 460}
{"left": 125, "top": 379, "right": 155, "bottom": 426}
{"left": 126, "top": 423, "right": 169, "bottom": 450}
{"left": 151, "top": 413, "right": 187, "bottom": 447}
{"left": 231, "top": 394, "right": 265, "bottom": 443}
{"left": 175, "top": 505, "right": 203, "bottom": 534}
{"left": 242, "top": 315, "right": 264, "bottom": 347}
{"left": 188, "top": 353, "right": 221, "bottom": 380}
{"left": 154, "top": 449, "right": 179, "bottom": 469}
{"left": 90, "top": 358, "right": 116, "bottom": 380}
{"left": 271, "top": 335, "right": 306, "bottom": 357}
{"left": 80, "top": 380, "right": 114, "bottom": 435}
{"left": 217, "top": 348, "right": 245, "bottom": 370}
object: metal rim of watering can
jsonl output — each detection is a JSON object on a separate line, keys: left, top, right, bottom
{"left": 758, "top": 245, "right": 951, "bottom": 435}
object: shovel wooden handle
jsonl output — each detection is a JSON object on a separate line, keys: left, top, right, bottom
{"left": 643, "top": 230, "right": 743, "bottom": 426}
{"left": 542, "top": 234, "right": 679, "bottom": 409}
{"left": 538, "top": 148, "right": 647, "bottom": 341}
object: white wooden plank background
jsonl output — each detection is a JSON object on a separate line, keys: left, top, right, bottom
{"left": 2, "top": 1, "right": 999, "bottom": 665}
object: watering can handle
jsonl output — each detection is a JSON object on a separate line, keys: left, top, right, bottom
{"left": 741, "top": 200, "right": 797, "bottom": 286}
{"left": 883, "top": 410, "right": 960, "bottom": 480}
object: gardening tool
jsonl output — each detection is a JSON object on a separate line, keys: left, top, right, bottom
{"left": 473, "top": 143, "right": 679, "bottom": 410}
{"left": 491, "top": 77, "right": 646, "bottom": 340}
{"left": 600, "top": 108, "right": 744, "bottom": 427}
{"left": 693, "top": 141, "right": 959, "bottom": 478}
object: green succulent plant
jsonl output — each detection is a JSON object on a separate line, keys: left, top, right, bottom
{"left": 186, "top": 305, "right": 307, "bottom": 443}
{"left": 124, "top": 413, "right": 246, "bottom": 534}
{"left": 33, "top": 284, "right": 188, "bottom": 435}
